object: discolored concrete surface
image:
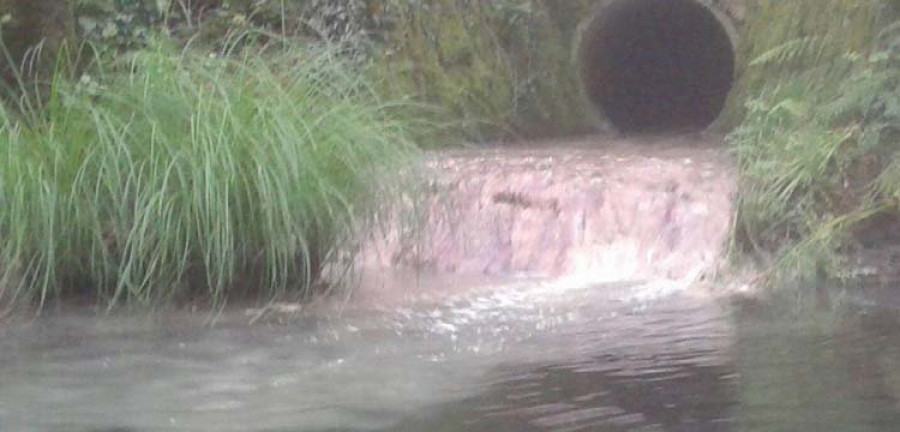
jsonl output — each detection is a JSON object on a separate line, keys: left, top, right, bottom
{"left": 362, "top": 133, "right": 736, "bottom": 285}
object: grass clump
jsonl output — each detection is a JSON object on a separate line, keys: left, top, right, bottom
{"left": 728, "top": 13, "right": 900, "bottom": 288}
{"left": 0, "top": 39, "right": 421, "bottom": 311}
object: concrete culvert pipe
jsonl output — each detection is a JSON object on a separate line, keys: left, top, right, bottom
{"left": 578, "top": 0, "right": 736, "bottom": 134}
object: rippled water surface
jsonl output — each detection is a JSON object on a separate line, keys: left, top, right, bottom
{"left": 3, "top": 277, "right": 900, "bottom": 431}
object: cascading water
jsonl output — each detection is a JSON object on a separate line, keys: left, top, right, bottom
{"left": 359, "top": 134, "right": 736, "bottom": 298}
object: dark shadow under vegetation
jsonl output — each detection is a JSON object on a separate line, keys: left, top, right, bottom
{"left": 0, "top": 36, "right": 422, "bottom": 313}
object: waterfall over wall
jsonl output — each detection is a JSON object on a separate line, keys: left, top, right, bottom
{"left": 361, "top": 135, "right": 735, "bottom": 286}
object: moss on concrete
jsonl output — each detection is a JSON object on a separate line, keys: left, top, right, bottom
{"left": 371, "top": 0, "right": 596, "bottom": 142}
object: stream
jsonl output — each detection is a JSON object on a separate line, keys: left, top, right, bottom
{"left": 2, "top": 135, "right": 900, "bottom": 431}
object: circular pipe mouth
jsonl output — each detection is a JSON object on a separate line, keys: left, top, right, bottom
{"left": 578, "top": 0, "right": 736, "bottom": 134}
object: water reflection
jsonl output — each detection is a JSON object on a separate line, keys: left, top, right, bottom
{"left": 3, "top": 283, "right": 900, "bottom": 431}
{"left": 393, "top": 296, "right": 900, "bottom": 432}
{"left": 733, "top": 303, "right": 900, "bottom": 431}
{"left": 386, "top": 290, "right": 736, "bottom": 432}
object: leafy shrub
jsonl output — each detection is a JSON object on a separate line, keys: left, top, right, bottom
{"left": 721, "top": 0, "right": 887, "bottom": 128}
{"left": 728, "top": 17, "right": 900, "bottom": 286}
{"left": 74, "top": 0, "right": 376, "bottom": 55}
{"left": 75, "top": 0, "right": 168, "bottom": 54}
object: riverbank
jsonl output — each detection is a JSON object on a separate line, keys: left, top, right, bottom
{"left": 1, "top": 0, "right": 897, "bottom": 312}
{"left": 0, "top": 41, "right": 422, "bottom": 313}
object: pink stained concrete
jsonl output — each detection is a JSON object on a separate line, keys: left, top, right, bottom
{"left": 361, "top": 134, "right": 736, "bottom": 286}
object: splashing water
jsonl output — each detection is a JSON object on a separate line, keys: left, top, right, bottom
{"left": 359, "top": 134, "right": 735, "bottom": 301}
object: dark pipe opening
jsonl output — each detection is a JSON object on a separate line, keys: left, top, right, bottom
{"left": 581, "top": 0, "right": 735, "bottom": 134}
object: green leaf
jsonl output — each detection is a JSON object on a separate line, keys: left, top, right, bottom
{"left": 155, "top": 0, "right": 171, "bottom": 14}
{"left": 78, "top": 17, "right": 99, "bottom": 33}
{"left": 101, "top": 21, "right": 119, "bottom": 39}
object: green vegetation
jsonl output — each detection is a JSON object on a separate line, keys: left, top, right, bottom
{"left": 727, "top": 0, "right": 900, "bottom": 288}
{"left": 370, "top": 0, "right": 594, "bottom": 143}
{"left": 68, "top": 1, "right": 596, "bottom": 143}
{"left": 2, "top": 0, "right": 896, "bottom": 310}
{"left": 0, "top": 39, "right": 421, "bottom": 311}
{"left": 71, "top": 0, "right": 368, "bottom": 53}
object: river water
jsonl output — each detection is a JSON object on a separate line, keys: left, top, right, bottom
{"left": 2, "top": 136, "right": 900, "bottom": 431}
{"left": 3, "top": 277, "right": 900, "bottom": 431}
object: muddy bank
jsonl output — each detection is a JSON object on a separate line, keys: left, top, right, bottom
{"left": 361, "top": 134, "right": 736, "bottom": 291}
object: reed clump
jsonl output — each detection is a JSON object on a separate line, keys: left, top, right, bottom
{"left": 0, "top": 39, "right": 421, "bottom": 311}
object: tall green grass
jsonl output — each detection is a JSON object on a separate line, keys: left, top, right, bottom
{"left": 0, "top": 39, "right": 421, "bottom": 311}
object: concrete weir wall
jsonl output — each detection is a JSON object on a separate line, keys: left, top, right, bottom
{"left": 574, "top": 0, "right": 741, "bottom": 134}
